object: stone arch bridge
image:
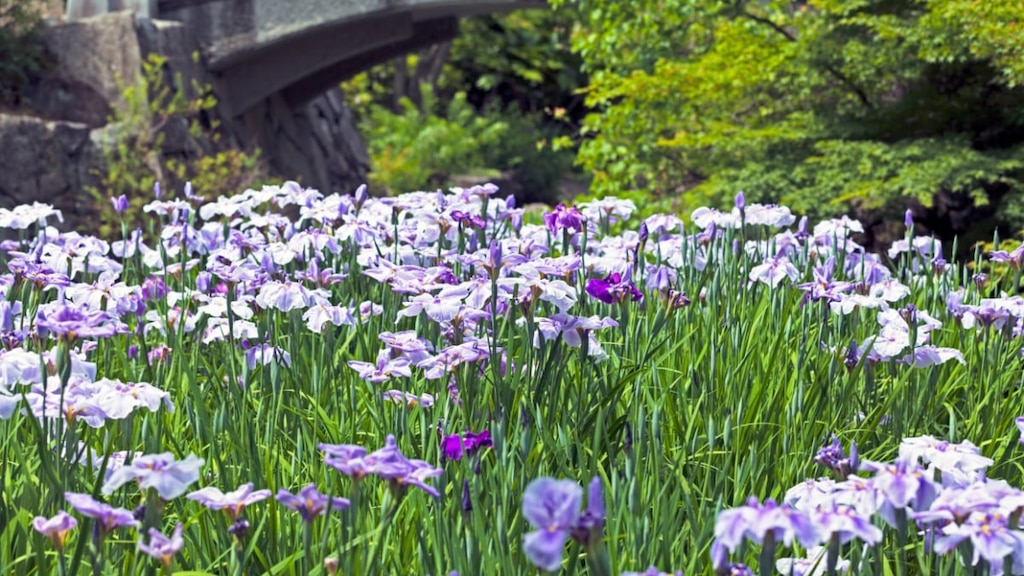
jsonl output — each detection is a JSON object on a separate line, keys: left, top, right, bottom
{"left": 64, "top": 0, "right": 546, "bottom": 192}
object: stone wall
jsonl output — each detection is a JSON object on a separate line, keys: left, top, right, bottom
{"left": 0, "top": 10, "right": 369, "bottom": 228}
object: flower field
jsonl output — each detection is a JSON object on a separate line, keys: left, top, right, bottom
{"left": 2, "top": 184, "right": 1024, "bottom": 575}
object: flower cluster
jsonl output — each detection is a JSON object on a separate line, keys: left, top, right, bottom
{"left": 713, "top": 431, "right": 1024, "bottom": 574}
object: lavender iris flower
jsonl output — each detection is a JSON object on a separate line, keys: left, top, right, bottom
{"left": 320, "top": 443, "right": 370, "bottom": 478}
{"left": 990, "top": 244, "right": 1024, "bottom": 268}
{"left": 275, "top": 484, "right": 350, "bottom": 522}
{"left": 187, "top": 482, "right": 271, "bottom": 520}
{"left": 521, "top": 477, "right": 584, "bottom": 571}
{"left": 381, "top": 389, "right": 435, "bottom": 408}
{"left": 748, "top": 256, "right": 800, "bottom": 288}
{"left": 32, "top": 510, "right": 77, "bottom": 551}
{"left": 348, "top": 349, "right": 412, "bottom": 383}
{"left": 713, "top": 497, "right": 820, "bottom": 553}
{"left": 64, "top": 492, "right": 139, "bottom": 538}
{"left": 933, "top": 513, "right": 1024, "bottom": 569}
{"left": 102, "top": 452, "right": 205, "bottom": 500}
{"left": 137, "top": 523, "right": 184, "bottom": 571}
{"left": 35, "top": 303, "right": 124, "bottom": 341}
{"left": 111, "top": 195, "right": 129, "bottom": 214}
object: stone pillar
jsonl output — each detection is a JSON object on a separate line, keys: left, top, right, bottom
{"left": 241, "top": 88, "right": 369, "bottom": 195}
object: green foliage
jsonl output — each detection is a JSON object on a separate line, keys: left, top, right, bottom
{"left": 344, "top": 10, "right": 585, "bottom": 201}
{"left": 554, "top": 0, "right": 1024, "bottom": 230}
{"left": 88, "top": 54, "right": 265, "bottom": 237}
{"left": 0, "top": 0, "right": 51, "bottom": 106}
{"left": 442, "top": 10, "right": 587, "bottom": 119}
{"left": 361, "top": 87, "right": 509, "bottom": 193}
{"left": 361, "top": 86, "right": 575, "bottom": 197}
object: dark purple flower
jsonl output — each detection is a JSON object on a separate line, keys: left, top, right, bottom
{"left": 142, "top": 277, "right": 168, "bottom": 302}
{"left": 275, "top": 484, "right": 350, "bottom": 522}
{"left": 32, "top": 510, "right": 77, "bottom": 551}
{"left": 585, "top": 272, "right": 643, "bottom": 304}
{"left": 137, "top": 523, "right": 184, "bottom": 570}
{"left": 735, "top": 191, "right": 746, "bottom": 211}
{"left": 543, "top": 203, "right": 585, "bottom": 235}
{"left": 570, "top": 476, "right": 605, "bottom": 547}
{"left": 814, "top": 435, "right": 858, "bottom": 479}
{"left": 521, "top": 477, "right": 583, "bottom": 571}
{"left": 440, "top": 434, "right": 464, "bottom": 461}
{"left": 228, "top": 517, "right": 250, "bottom": 540}
{"left": 441, "top": 429, "right": 492, "bottom": 461}
{"left": 462, "top": 479, "right": 472, "bottom": 512}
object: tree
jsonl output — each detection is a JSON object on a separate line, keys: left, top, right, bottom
{"left": 554, "top": 0, "right": 1024, "bottom": 245}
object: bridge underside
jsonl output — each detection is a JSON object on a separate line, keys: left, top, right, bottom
{"left": 153, "top": 0, "right": 547, "bottom": 117}
{"left": 211, "top": 12, "right": 460, "bottom": 115}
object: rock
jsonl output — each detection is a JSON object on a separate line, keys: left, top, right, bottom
{"left": 0, "top": 114, "right": 103, "bottom": 221}
{"left": 241, "top": 87, "right": 368, "bottom": 194}
{"left": 31, "top": 11, "right": 144, "bottom": 127}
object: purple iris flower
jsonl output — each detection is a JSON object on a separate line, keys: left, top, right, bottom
{"left": 543, "top": 203, "right": 586, "bottom": 235}
{"left": 347, "top": 349, "right": 412, "bottom": 383}
{"left": 137, "top": 523, "right": 184, "bottom": 571}
{"left": 713, "top": 497, "right": 820, "bottom": 553}
{"left": 32, "top": 510, "right": 77, "bottom": 551}
{"left": 1017, "top": 417, "right": 1024, "bottom": 443}
{"left": 912, "top": 483, "right": 1000, "bottom": 526}
{"left": 933, "top": 513, "right": 1024, "bottom": 568}
{"left": 989, "top": 244, "right": 1024, "bottom": 268}
{"left": 381, "top": 389, "right": 435, "bottom": 408}
{"left": 365, "top": 435, "right": 443, "bottom": 497}
{"left": 748, "top": 256, "right": 800, "bottom": 288}
{"left": 811, "top": 503, "right": 883, "bottom": 546}
{"left": 814, "top": 435, "right": 858, "bottom": 479}
{"left": 450, "top": 210, "right": 485, "bottom": 229}
{"left": 440, "top": 429, "right": 492, "bottom": 461}
{"left": 569, "top": 476, "right": 605, "bottom": 547}
{"left": 102, "top": 452, "right": 205, "bottom": 500}
{"left": 111, "top": 195, "right": 129, "bottom": 214}
{"left": 64, "top": 492, "right": 139, "bottom": 539}
{"left": 521, "top": 477, "right": 584, "bottom": 571}
{"left": 860, "top": 457, "right": 938, "bottom": 526}
{"left": 275, "top": 484, "right": 350, "bottom": 522}
{"left": 585, "top": 272, "right": 643, "bottom": 304}
{"left": 35, "top": 304, "right": 123, "bottom": 342}
{"left": 187, "top": 482, "right": 271, "bottom": 520}
{"left": 320, "top": 443, "right": 371, "bottom": 479}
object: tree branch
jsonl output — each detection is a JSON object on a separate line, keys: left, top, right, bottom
{"left": 739, "top": 10, "right": 874, "bottom": 109}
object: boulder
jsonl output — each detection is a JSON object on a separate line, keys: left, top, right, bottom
{"left": 30, "top": 11, "right": 144, "bottom": 127}
{"left": 0, "top": 114, "right": 103, "bottom": 221}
